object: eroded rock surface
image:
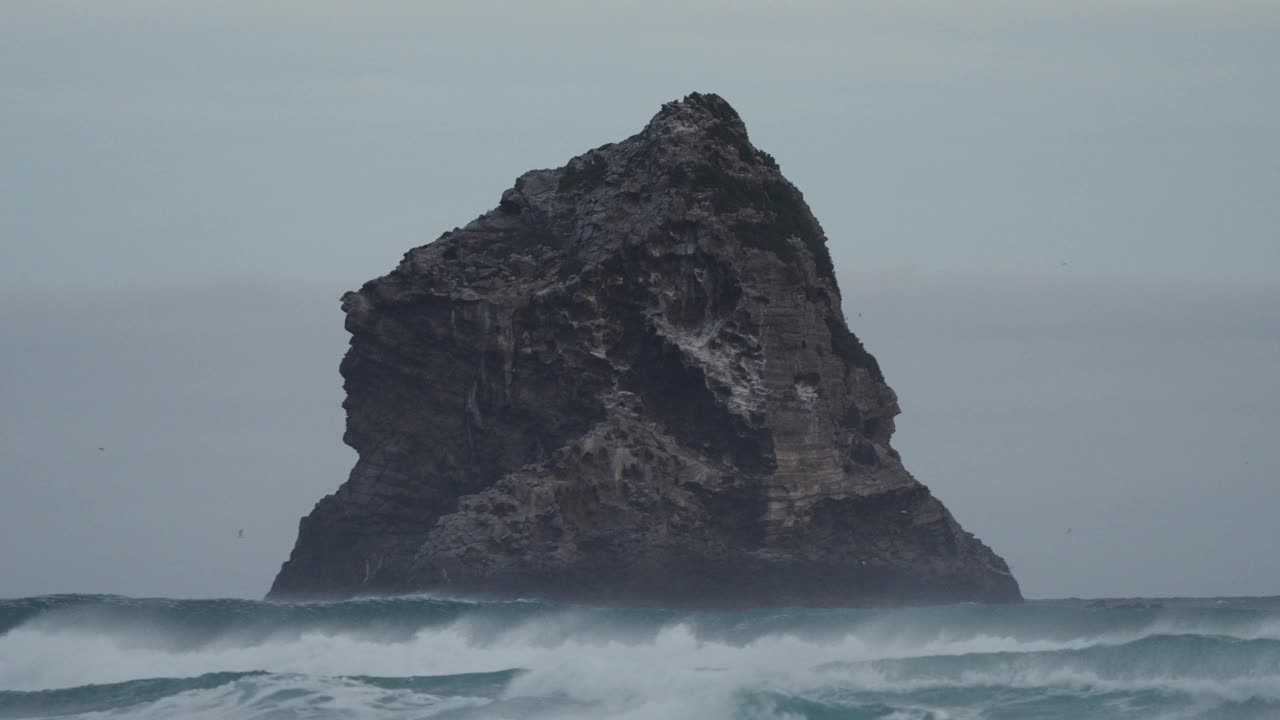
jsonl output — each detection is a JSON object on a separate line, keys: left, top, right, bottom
{"left": 269, "top": 93, "right": 1021, "bottom": 606}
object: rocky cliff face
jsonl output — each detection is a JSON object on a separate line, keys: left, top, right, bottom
{"left": 269, "top": 93, "right": 1020, "bottom": 607}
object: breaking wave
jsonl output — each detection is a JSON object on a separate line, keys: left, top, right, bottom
{"left": 3, "top": 594, "right": 1280, "bottom": 719}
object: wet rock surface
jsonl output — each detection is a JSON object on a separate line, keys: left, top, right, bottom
{"left": 269, "top": 93, "right": 1021, "bottom": 606}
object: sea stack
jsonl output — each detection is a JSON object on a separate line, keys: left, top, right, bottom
{"left": 270, "top": 93, "right": 1021, "bottom": 607}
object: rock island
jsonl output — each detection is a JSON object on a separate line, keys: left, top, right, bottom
{"left": 269, "top": 93, "right": 1021, "bottom": 607}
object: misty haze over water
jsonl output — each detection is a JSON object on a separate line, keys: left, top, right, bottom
{"left": 2, "top": 3, "right": 1278, "bottom": 719}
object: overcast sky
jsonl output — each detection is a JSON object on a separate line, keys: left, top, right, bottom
{"left": 2, "top": 1, "right": 1277, "bottom": 600}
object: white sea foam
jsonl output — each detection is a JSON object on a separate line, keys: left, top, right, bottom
{"left": 1, "top": 610, "right": 1276, "bottom": 691}
{"left": 5, "top": 599, "right": 1280, "bottom": 719}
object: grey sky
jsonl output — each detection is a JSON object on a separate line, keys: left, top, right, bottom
{"left": 1, "top": 1, "right": 1277, "bottom": 599}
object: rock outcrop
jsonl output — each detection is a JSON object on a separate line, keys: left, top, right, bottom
{"left": 269, "top": 93, "right": 1021, "bottom": 607}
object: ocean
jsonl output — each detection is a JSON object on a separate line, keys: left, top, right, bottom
{"left": 2, "top": 594, "right": 1278, "bottom": 719}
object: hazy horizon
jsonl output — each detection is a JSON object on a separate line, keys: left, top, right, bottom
{"left": 2, "top": 1, "right": 1277, "bottom": 601}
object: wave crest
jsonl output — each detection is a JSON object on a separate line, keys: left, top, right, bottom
{"left": 4, "top": 595, "right": 1280, "bottom": 719}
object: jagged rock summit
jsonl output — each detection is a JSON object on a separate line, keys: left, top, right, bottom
{"left": 270, "top": 93, "right": 1020, "bottom": 606}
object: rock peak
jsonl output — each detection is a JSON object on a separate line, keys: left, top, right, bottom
{"left": 647, "top": 92, "right": 748, "bottom": 136}
{"left": 269, "top": 95, "right": 1021, "bottom": 608}
{"left": 633, "top": 92, "right": 763, "bottom": 170}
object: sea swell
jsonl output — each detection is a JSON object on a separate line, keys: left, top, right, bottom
{"left": 2, "top": 595, "right": 1280, "bottom": 719}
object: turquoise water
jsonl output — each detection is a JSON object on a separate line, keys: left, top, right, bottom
{"left": 2, "top": 594, "right": 1279, "bottom": 719}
